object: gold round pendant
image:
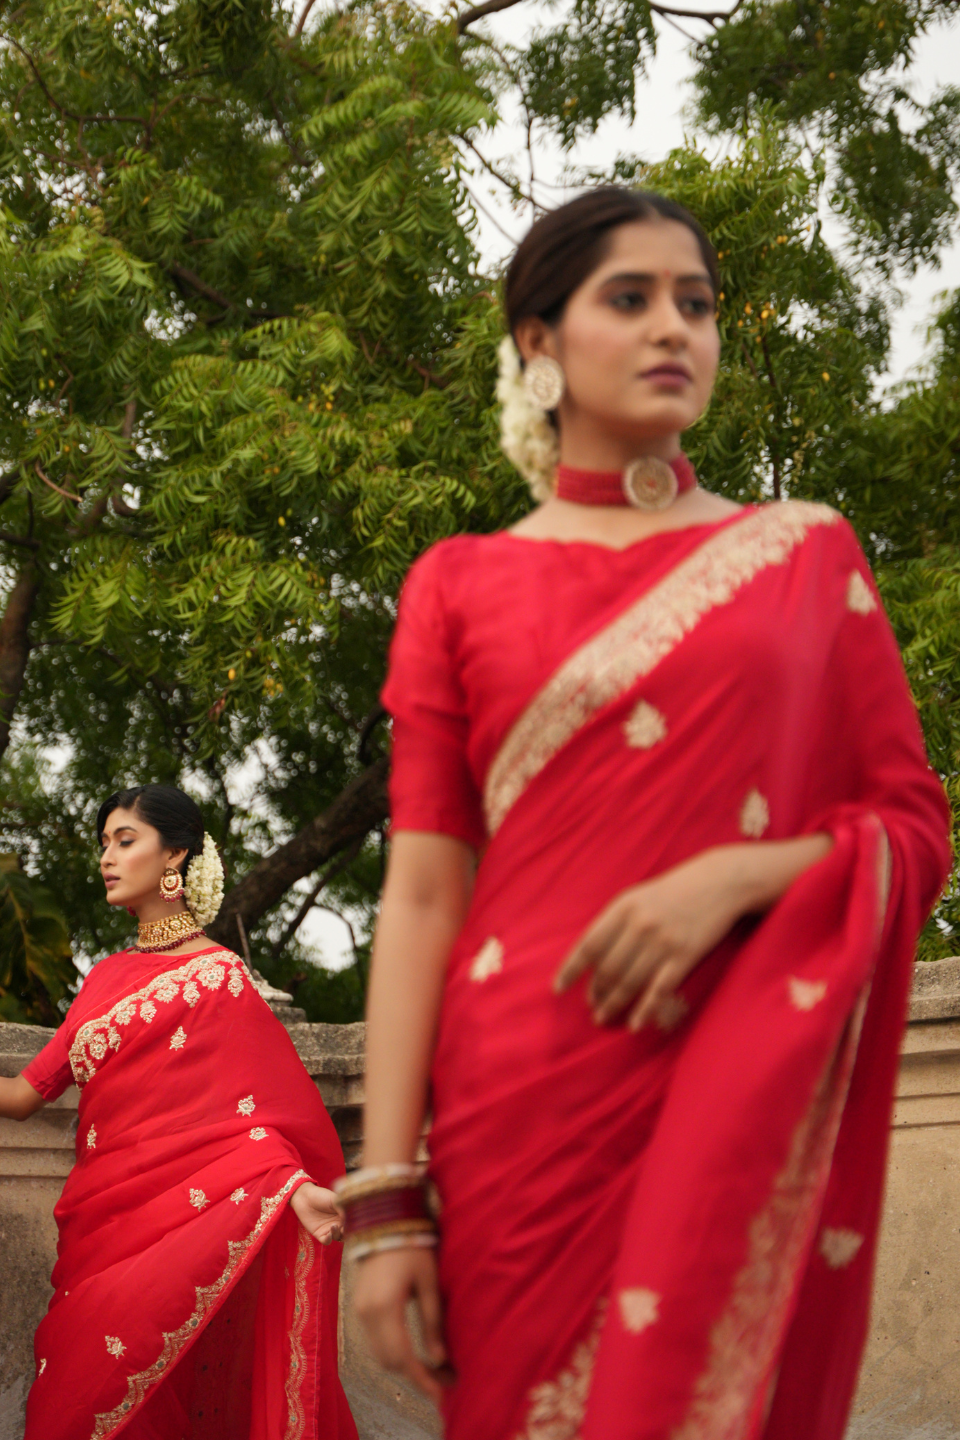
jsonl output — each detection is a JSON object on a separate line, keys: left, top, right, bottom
{"left": 622, "top": 457, "right": 679, "bottom": 512}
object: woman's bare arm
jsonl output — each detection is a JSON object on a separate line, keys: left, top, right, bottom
{"left": 354, "top": 830, "right": 474, "bottom": 1404}
{"left": 363, "top": 831, "right": 475, "bottom": 1166}
{"left": 0, "top": 1075, "right": 46, "bottom": 1120}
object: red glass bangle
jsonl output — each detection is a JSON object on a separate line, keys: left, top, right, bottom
{"left": 342, "top": 1187, "right": 430, "bottom": 1238}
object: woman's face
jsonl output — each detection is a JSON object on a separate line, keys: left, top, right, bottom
{"left": 99, "top": 807, "right": 187, "bottom": 911}
{"left": 518, "top": 218, "right": 720, "bottom": 451}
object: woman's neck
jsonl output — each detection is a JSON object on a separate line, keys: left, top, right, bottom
{"left": 556, "top": 420, "right": 682, "bottom": 473}
{"left": 136, "top": 897, "right": 188, "bottom": 925}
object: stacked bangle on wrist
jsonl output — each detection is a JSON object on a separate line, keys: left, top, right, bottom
{"left": 333, "top": 1163, "right": 438, "bottom": 1262}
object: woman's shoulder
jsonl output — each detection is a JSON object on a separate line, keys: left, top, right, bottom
{"left": 399, "top": 531, "right": 521, "bottom": 611}
{"left": 407, "top": 531, "right": 511, "bottom": 576}
{"left": 754, "top": 498, "right": 861, "bottom": 553}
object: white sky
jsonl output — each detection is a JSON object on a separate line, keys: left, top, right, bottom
{"left": 301, "top": 3, "right": 960, "bottom": 974}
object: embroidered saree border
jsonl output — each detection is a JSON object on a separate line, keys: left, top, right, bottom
{"left": 483, "top": 502, "right": 839, "bottom": 837}
{"left": 90, "top": 1169, "right": 309, "bottom": 1440}
{"left": 283, "top": 1224, "right": 317, "bottom": 1440}
{"left": 69, "top": 948, "right": 247, "bottom": 1086}
{"left": 513, "top": 1301, "right": 608, "bottom": 1440}
{"left": 670, "top": 991, "right": 869, "bottom": 1440}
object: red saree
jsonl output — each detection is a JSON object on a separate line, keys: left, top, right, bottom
{"left": 382, "top": 502, "right": 952, "bottom": 1440}
{"left": 20, "top": 944, "right": 357, "bottom": 1440}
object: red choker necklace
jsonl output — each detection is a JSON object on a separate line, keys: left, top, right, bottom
{"left": 555, "top": 454, "right": 697, "bottom": 511}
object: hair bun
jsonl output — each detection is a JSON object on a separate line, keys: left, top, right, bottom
{"left": 184, "top": 834, "right": 225, "bottom": 927}
{"left": 496, "top": 336, "right": 558, "bottom": 501}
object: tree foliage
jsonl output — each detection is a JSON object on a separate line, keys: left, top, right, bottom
{"left": 0, "top": 0, "right": 956, "bottom": 1020}
{"left": 0, "top": 853, "right": 73, "bottom": 1023}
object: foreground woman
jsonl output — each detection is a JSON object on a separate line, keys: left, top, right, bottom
{"left": 348, "top": 189, "right": 952, "bottom": 1439}
{"left": 0, "top": 784, "right": 357, "bottom": 1440}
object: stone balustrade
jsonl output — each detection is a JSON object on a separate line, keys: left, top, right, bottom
{"left": 4, "top": 961, "right": 960, "bottom": 1439}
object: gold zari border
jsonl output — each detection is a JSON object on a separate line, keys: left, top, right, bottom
{"left": 70, "top": 948, "right": 247, "bottom": 1087}
{"left": 671, "top": 992, "right": 868, "bottom": 1440}
{"left": 90, "top": 1169, "right": 309, "bottom": 1439}
{"left": 484, "top": 502, "right": 839, "bottom": 836}
{"left": 283, "top": 1224, "right": 316, "bottom": 1440}
{"left": 514, "top": 1301, "right": 607, "bottom": 1440}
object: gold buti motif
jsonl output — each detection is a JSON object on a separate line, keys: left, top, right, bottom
{"left": 622, "top": 457, "right": 678, "bottom": 511}
{"left": 469, "top": 936, "right": 504, "bottom": 983}
{"left": 819, "top": 1227, "right": 864, "bottom": 1269}
{"left": 618, "top": 1287, "right": 661, "bottom": 1335}
{"left": 846, "top": 570, "right": 877, "bottom": 615}
{"left": 739, "top": 788, "right": 770, "bottom": 839}
{"left": 624, "top": 700, "right": 668, "bottom": 750}
{"left": 788, "top": 977, "right": 828, "bottom": 1012}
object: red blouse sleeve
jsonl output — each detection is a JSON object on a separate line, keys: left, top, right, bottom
{"left": 21, "top": 1023, "right": 74, "bottom": 1102}
{"left": 381, "top": 544, "right": 486, "bottom": 850}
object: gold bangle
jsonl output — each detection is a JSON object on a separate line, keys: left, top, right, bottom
{"left": 348, "top": 1232, "right": 439, "bottom": 1262}
{"left": 334, "top": 1164, "right": 424, "bottom": 1206}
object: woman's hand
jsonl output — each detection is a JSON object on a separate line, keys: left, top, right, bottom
{"left": 289, "top": 1182, "right": 344, "bottom": 1245}
{"left": 354, "top": 1246, "right": 451, "bottom": 1406}
{"left": 554, "top": 837, "right": 833, "bottom": 1030}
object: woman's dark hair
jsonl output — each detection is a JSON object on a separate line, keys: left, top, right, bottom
{"left": 96, "top": 784, "right": 204, "bottom": 876}
{"left": 505, "top": 187, "right": 719, "bottom": 339}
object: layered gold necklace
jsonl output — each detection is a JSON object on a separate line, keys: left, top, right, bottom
{"left": 136, "top": 910, "right": 205, "bottom": 953}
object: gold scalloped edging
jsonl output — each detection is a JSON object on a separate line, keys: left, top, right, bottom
{"left": 90, "top": 1170, "right": 309, "bottom": 1439}
{"left": 70, "top": 948, "right": 247, "bottom": 1086}
{"left": 283, "top": 1224, "right": 316, "bottom": 1440}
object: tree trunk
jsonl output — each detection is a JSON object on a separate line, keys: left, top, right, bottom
{"left": 207, "top": 755, "right": 390, "bottom": 952}
{"left": 0, "top": 565, "right": 40, "bottom": 763}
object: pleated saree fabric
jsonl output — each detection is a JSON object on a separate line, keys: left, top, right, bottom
{"left": 21, "top": 945, "right": 357, "bottom": 1440}
{"left": 382, "top": 502, "right": 951, "bottom": 1440}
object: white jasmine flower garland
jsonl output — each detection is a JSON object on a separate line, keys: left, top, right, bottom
{"left": 496, "top": 336, "right": 558, "bottom": 503}
{"left": 184, "top": 833, "right": 225, "bottom": 927}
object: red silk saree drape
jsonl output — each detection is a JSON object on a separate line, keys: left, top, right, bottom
{"left": 382, "top": 502, "right": 952, "bottom": 1440}
{"left": 21, "top": 945, "right": 357, "bottom": 1440}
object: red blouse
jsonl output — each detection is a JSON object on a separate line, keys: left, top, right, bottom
{"left": 382, "top": 517, "right": 751, "bottom": 850}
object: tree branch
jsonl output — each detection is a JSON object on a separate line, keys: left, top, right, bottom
{"left": 293, "top": 0, "right": 320, "bottom": 37}
{"left": 168, "top": 263, "right": 235, "bottom": 312}
{"left": 167, "top": 264, "right": 284, "bottom": 321}
{"left": 457, "top": 0, "right": 738, "bottom": 32}
{"left": 0, "top": 563, "right": 40, "bottom": 763}
{"left": 266, "top": 89, "right": 310, "bottom": 167}
{"left": 0, "top": 531, "right": 39, "bottom": 550}
{"left": 270, "top": 838, "right": 363, "bottom": 961}
{"left": 207, "top": 757, "right": 389, "bottom": 951}
{"left": 458, "top": 0, "right": 525, "bottom": 33}
{"left": 35, "top": 463, "right": 81, "bottom": 504}
{"left": 5, "top": 36, "right": 146, "bottom": 123}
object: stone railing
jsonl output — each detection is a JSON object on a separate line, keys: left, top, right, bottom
{"left": 4, "top": 961, "right": 960, "bottom": 1440}
{"left": 0, "top": 1005, "right": 438, "bottom": 1440}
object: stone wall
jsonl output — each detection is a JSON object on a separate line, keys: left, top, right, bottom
{"left": 4, "top": 961, "right": 960, "bottom": 1440}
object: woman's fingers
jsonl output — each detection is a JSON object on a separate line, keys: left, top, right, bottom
{"left": 415, "top": 1263, "right": 448, "bottom": 1367}
{"left": 355, "top": 1250, "right": 448, "bottom": 1406}
{"left": 627, "top": 960, "right": 686, "bottom": 1032}
{"left": 593, "top": 942, "right": 668, "bottom": 1023}
{"left": 554, "top": 899, "right": 629, "bottom": 993}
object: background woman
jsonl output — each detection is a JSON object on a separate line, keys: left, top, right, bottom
{"left": 346, "top": 190, "right": 952, "bottom": 1439}
{"left": 0, "top": 783, "right": 357, "bottom": 1440}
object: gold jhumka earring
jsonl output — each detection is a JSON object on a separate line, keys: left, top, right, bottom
{"left": 159, "top": 867, "right": 185, "bottom": 904}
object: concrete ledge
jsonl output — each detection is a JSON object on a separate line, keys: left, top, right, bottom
{"left": 5, "top": 959, "right": 960, "bottom": 1440}
{"left": 908, "top": 955, "right": 960, "bottom": 1023}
